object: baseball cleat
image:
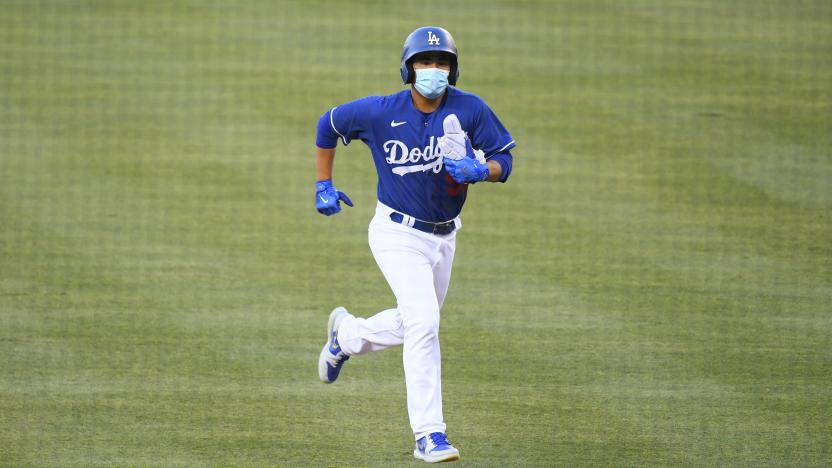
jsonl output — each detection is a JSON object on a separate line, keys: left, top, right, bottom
{"left": 318, "top": 307, "right": 351, "bottom": 383}
{"left": 413, "top": 432, "right": 460, "bottom": 463}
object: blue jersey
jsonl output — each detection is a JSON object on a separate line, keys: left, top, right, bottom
{"left": 316, "top": 87, "right": 515, "bottom": 222}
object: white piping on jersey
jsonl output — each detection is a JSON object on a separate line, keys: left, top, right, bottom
{"left": 329, "top": 106, "right": 347, "bottom": 145}
{"left": 484, "top": 140, "right": 515, "bottom": 158}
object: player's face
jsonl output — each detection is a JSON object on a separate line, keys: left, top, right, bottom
{"left": 411, "top": 52, "right": 452, "bottom": 71}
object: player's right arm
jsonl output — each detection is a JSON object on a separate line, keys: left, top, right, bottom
{"left": 316, "top": 146, "right": 336, "bottom": 182}
{"left": 313, "top": 145, "right": 352, "bottom": 216}
{"left": 313, "top": 99, "right": 375, "bottom": 216}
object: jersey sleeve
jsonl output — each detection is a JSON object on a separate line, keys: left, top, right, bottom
{"left": 470, "top": 98, "right": 516, "bottom": 158}
{"left": 489, "top": 151, "right": 513, "bottom": 183}
{"left": 315, "top": 96, "right": 378, "bottom": 149}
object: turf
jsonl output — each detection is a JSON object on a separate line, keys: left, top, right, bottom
{"left": 1, "top": 0, "right": 830, "bottom": 466}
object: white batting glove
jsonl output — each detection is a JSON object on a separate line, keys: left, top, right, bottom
{"left": 437, "top": 114, "right": 468, "bottom": 161}
{"left": 438, "top": 114, "right": 487, "bottom": 164}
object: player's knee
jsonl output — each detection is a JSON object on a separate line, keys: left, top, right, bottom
{"left": 403, "top": 306, "right": 440, "bottom": 339}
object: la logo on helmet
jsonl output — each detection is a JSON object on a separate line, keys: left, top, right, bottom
{"left": 427, "top": 31, "right": 440, "bottom": 45}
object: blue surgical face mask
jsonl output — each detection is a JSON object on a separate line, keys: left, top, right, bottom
{"left": 414, "top": 68, "right": 449, "bottom": 100}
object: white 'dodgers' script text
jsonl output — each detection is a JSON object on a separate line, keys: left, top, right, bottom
{"left": 383, "top": 137, "right": 443, "bottom": 176}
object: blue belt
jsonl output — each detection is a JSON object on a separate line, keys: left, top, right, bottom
{"left": 389, "top": 212, "right": 456, "bottom": 235}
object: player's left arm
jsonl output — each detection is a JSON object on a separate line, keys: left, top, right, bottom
{"left": 484, "top": 151, "right": 513, "bottom": 183}
{"left": 439, "top": 99, "right": 514, "bottom": 184}
{"left": 472, "top": 98, "right": 515, "bottom": 183}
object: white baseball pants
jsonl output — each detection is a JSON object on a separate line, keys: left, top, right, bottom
{"left": 336, "top": 201, "right": 459, "bottom": 440}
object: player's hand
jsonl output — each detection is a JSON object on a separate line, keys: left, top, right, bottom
{"left": 444, "top": 157, "right": 490, "bottom": 184}
{"left": 443, "top": 138, "right": 490, "bottom": 184}
{"left": 315, "top": 179, "right": 353, "bottom": 216}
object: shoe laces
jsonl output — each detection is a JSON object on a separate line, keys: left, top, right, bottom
{"left": 429, "top": 432, "right": 451, "bottom": 448}
{"left": 333, "top": 350, "right": 349, "bottom": 365}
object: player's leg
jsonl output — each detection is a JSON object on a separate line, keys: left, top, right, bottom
{"left": 323, "top": 213, "right": 429, "bottom": 383}
{"left": 335, "top": 222, "right": 413, "bottom": 356}
{"left": 401, "top": 285, "right": 445, "bottom": 438}
{"left": 410, "top": 233, "right": 460, "bottom": 462}
{"left": 336, "top": 307, "right": 402, "bottom": 355}
{"left": 372, "top": 231, "right": 445, "bottom": 437}
{"left": 355, "top": 219, "right": 447, "bottom": 436}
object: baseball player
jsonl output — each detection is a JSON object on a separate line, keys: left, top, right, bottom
{"left": 315, "top": 26, "right": 515, "bottom": 463}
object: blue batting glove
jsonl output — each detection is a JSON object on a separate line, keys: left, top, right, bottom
{"left": 444, "top": 140, "right": 490, "bottom": 183}
{"left": 444, "top": 157, "right": 490, "bottom": 183}
{"left": 315, "top": 179, "right": 353, "bottom": 216}
{"left": 444, "top": 137, "right": 491, "bottom": 184}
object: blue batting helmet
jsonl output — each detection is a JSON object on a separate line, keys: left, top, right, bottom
{"left": 400, "top": 26, "right": 459, "bottom": 85}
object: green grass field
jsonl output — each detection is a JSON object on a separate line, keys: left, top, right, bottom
{"left": 1, "top": 1, "right": 830, "bottom": 466}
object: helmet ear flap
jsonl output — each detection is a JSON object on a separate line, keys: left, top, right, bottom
{"left": 400, "top": 60, "right": 408, "bottom": 83}
{"left": 400, "top": 61, "right": 415, "bottom": 84}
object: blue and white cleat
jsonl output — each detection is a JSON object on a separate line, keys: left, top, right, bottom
{"left": 413, "top": 432, "right": 460, "bottom": 463}
{"left": 318, "top": 307, "right": 350, "bottom": 384}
